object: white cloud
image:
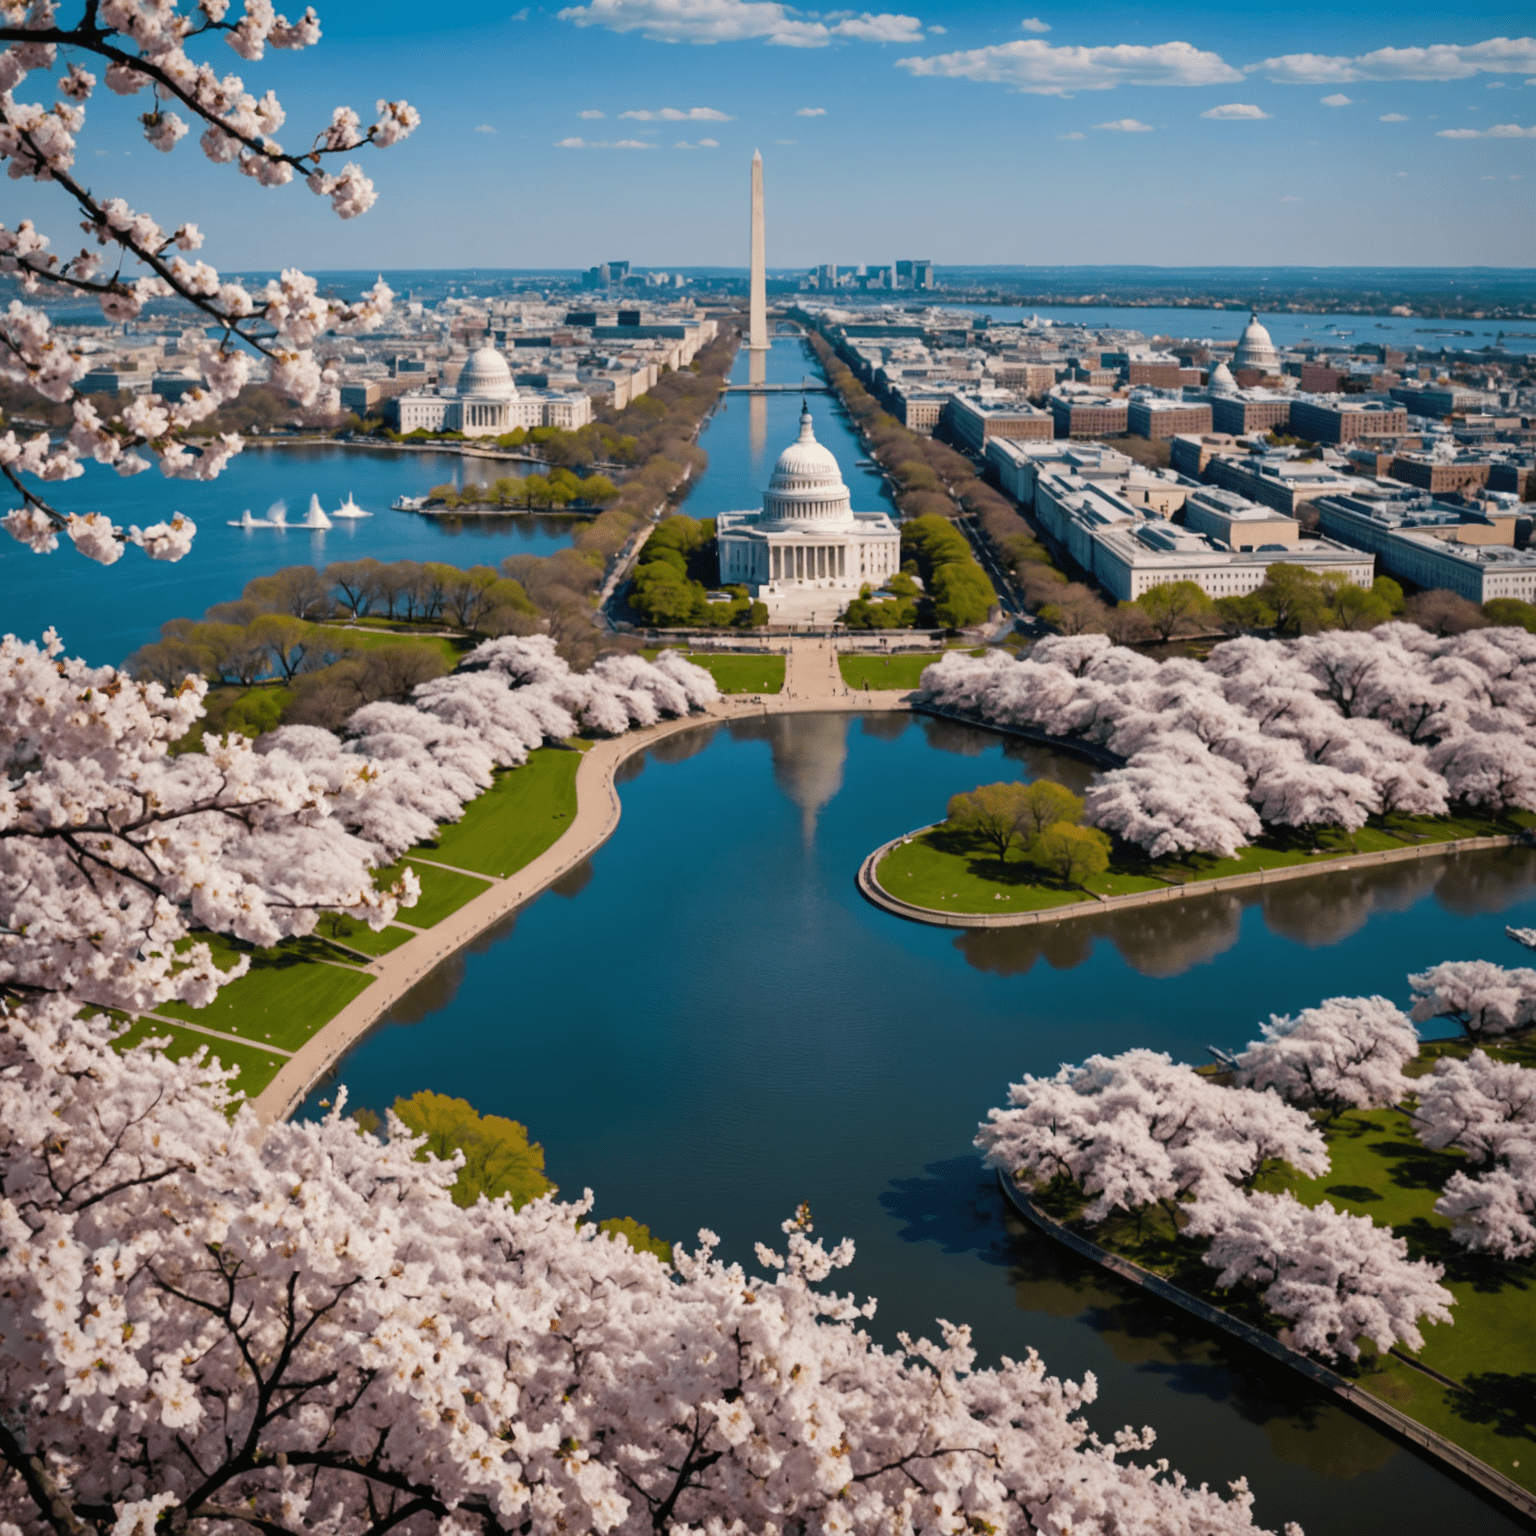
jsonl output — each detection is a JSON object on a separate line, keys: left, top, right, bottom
{"left": 699, "top": 136, "right": 719, "bottom": 145}
{"left": 831, "top": 12, "right": 924, "bottom": 43}
{"left": 554, "top": 136, "right": 655, "bottom": 147}
{"left": 1249, "top": 36, "right": 1536, "bottom": 85}
{"left": 1488, "top": 80, "right": 1507, "bottom": 88}
{"left": 579, "top": 109, "right": 606, "bottom": 119}
{"left": 512, "top": 6, "right": 529, "bottom": 17}
{"left": 1056, "top": 131, "right": 1084, "bottom": 139}
{"left": 1380, "top": 112, "right": 1409, "bottom": 121}
{"left": 896, "top": 39, "right": 1242, "bottom": 94}
{"left": 558, "top": 0, "right": 920, "bottom": 48}
{"left": 1396, "top": 170, "right": 1408, "bottom": 176}
{"left": 1437, "top": 121, "right": 1536, "bottom": 137}
{"left": 620, "top": 106, "right": 733, "bottom": 120}
{"left": 474, "top": 123, "right": 496, "bottom": 133}
{"left": 1201, "top": 102, "right": 1270, "bottom": 119}
{"left": 1320, "top": 92, "right": 1353, "bottom": 106}
{"left": 1281, "top": 195, "right": 1302, "bottom": 201}
{"left": 928, "top": 23, "right": 944, "bottom": 33}
{"left": 774, "top": 137, "right": 797, "bottom": 143}
{"left": 1095, "top": 117, "right": 1153, "bottom": 131}
{"left": 796, "top": 106, "right": 828, "bottom": 115}
{"left": 1022, "top": 16, "right": 1050, "bottom": 31}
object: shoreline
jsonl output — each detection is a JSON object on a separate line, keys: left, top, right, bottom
{"left": 858, "top": 826, "right": 1525, "bottom": 930}
{"left": 249, "top": 659, "right": 911, "bottom": 1126}
{"left": 994, "top": 1170, "right": 1536, "bottom": 1525}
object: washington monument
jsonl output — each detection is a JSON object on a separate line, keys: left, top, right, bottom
{"left": 748, "top": 149, "right": 767, "bottom": 354}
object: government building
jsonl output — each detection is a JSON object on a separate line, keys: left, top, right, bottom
{"left": 716, "top": 404, "right": 901, "bottom": 623}
{"left": 387, "top": 346, "right": 591, "bottom": 437}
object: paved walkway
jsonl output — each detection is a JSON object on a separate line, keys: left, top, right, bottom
{"left": 250, "top": 670, "right": 911, "bottom": 1125}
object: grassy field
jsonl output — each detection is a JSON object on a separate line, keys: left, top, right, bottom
{"left": 874, "top": 807, "right": 1536, "bottom": 916}
{"left": 839, "top": 653, "right": 942, "bottom": 691}
{"left": 312, "top": 624, "right": 468, "bottom": 667}
{"left": 310, "top": 914, "right": 416, "bottom": 957}
{"left": 877, "top": 826, "right": 1166, "bottom": 913}
{"left": 158, "top": 933, "right": 374, "bottom": 1053}
{"left": 643, "top": 650, "right": 785, "bottom": 694}
{"left": 114, "top": 1016, "right": 291, "bottom": 1098}
{"left": 1026, "top": 1037, "right": 1536, "bottom": 1497}
{"left": 411, "top": 745, "right": 582, "bottom": 878}
{"left": 371, "top": 860, "right": 492, "bottom": 928}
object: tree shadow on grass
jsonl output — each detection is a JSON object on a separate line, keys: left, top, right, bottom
{"left": 1369, "top": 1137, "right": 1462, "bottom": 1193}
{"left": 922, "top": 827, "right": 1072, "bottom": 893}
{"left": 1395, "top": 1216, "right": 1535, "bottom": 1294}
{"left": 1452, "top": 1373, "right": 1536, "bottom": 1440}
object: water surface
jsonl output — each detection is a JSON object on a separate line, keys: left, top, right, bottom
{"left": 306, "top": 714, "right": 1535, "bottom": 1536}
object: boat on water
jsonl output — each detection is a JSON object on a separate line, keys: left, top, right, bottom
{"left": 391, "top": 494, "right": 428, "bottom": 512}
{"left": 332, "top": 492, "right": 370, "bottom": 519}
{"left": 228, "top": 499, "right": 285, "bottom": 529}
{"left": 1507, "top": 926, "right": 1536, "bottom": 950}
{"left": 302, "top": 494, "right": 332, "bottom": 530}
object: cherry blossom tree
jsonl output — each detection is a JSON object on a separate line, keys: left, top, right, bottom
{"left": 0, "top": 0, "right": 418, "bottom": 561}
{"left": 1184, "top": 1186, "right": 1455, "bottom": 1361}
{"left": 1408, "top": 959, "right": 1536, "bottom": 1043}
{"left": 0, "top": 631, "right": 416, "bottom": 1015}
{"left": 977, "top": 1048, "right": 1328, "bottom": 1228}
{"left": 918, "top": 624, "right": 1536, "bottom": 858}
{"left": 0, "top": 999, "right": 1296, "bottom": 1536}
{"left": 1434, "top": 1162, "right": 1536, "bottom": 1261}
{"left": 1233, "top": 996, "right": 1420, "bottom": 1124}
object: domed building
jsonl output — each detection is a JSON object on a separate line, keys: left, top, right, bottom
{"left": 716, "top": 404, "right": 900, "bottom": 622}
{"left": 1206, "top": 359, "right": 1239, "bottom": 395}
{"left": 390, "top": 344, "right": 591, "bottom": 436}
{"left": 1232, "top": 311, "right": 1281, "bottom": 375}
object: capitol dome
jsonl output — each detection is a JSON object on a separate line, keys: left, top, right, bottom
{"left": 1233, "top": 311, "right": 1280, "bottom": 374}
{"left": 457, "top": 346, "right": 517, "bottom": 402}
{"left": 761, "top": 404, "right": 854, "bottom": 526}
{"left": 1207, "top": 360, "right": 1238, "bottom": 395}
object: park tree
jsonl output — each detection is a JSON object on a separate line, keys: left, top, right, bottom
{"left": 0, "top": 0, "right": 416, "bottom": 561}
{"left": 328, "top": 557, "right": 384, "bottom": 617}
{"left": 1232, "top": 995, "right": 1419, "bottom": 1124}
{"left": 1184, "top": 1186, "right": 1455, "bottom": 1361}
{"left": 1016, "top": 778, "right": 1085, "bottom": 838}
{"left": 392, "top": 1090, "right": 555, "bottom": 1209}
{"left": 1035, "top": 822, "right": 1112, "bottom": 888}
{"left": 1413, "top": 1049, "right": 1536, "bottom": 1165}
{"left": 0, "top": 1003, "right": 1291, "bottom": 1536}
{"left": 1406, "top": 588, "right": 1489, "bottom": 637}
{"left": 1135, "top": 579, "right": 1214, "bottom": 641}
{"left": 946, "top": 780, "right": 1031, "bottom": 861}
{"left": 978, "top": 1047, "right": 1328, "bottom": 1229}
{"left": 1408, "top": 959, "right": 1536, "bottom": 1043}
{"left": 1038, "top": 582, "right": 1107, "bottom": 635}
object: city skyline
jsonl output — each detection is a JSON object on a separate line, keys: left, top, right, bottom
{"left": 60, "top": 1, "right": 1535, "bottom": 272}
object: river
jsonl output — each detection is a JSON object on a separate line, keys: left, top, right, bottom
{"left": 887, "top": 302, "right": 1536, "bottom": 355}
{"left": 296, "top": 338, "right": 1532, "bottom": 1535}
{"left": 1, "top": 444, "right": 577, "bottom": 666}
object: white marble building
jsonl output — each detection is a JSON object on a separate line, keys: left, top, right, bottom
{"left": 716, "top": 404, "right": 901, "bottom": 623}
{"left": 390, "top": 346, "right": 591, "bottom": 437}
{"left": 1233, "top": 312, "right": 1282, "bottom": 375}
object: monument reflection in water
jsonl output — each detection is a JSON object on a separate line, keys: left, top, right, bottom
{"left": 309, "top": 712, "right": 1535, "bottom": 1536}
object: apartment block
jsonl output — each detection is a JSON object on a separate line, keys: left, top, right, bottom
{"left": 944, "top": 394, "right": 1053, "bottom": 453}
{"left": 1287, "top": 397, "right": 1409, "bottom": 445}
{"left": 1128, "top": 398, "right": 1214, "bottom": 440}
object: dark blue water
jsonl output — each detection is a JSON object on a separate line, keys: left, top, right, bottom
{"left": 691, "top": 337, "right": 895, "bottom": 519}
{"left": 306, "top": 713, "right": 1536, "bottom": 1536}
{"left": 1, "top": 445, "right": 576, "bottom": 664}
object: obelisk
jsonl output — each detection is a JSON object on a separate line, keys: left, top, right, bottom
{"left": 748, "top": 149, "right": 767, "bottom": 354}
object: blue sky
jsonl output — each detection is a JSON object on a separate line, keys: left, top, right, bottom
{"left": 36, "top": 1, "right": 1536, "bottom": 270}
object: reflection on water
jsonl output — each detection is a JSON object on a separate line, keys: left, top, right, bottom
{"left": 732, "top": 714, "right": 850, "bottom": 842}
{"left": 958, "top": 848, "right": 1536, "bottom": 980}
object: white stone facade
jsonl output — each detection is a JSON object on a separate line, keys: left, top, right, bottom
{"left": 716, "top": 406, "right": 902, "bottom": 623}
{"left": 390, "top": 346, "right": 591, "bottom": 437}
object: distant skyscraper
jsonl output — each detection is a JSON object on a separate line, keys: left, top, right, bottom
{"left": 748, "top": 150, "right": 767, "bottom": 354}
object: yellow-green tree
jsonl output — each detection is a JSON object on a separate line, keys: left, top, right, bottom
{"left": 1016, "top": 780, "right": 1084, "bottom": 839}
{"left": 946, "top": 782, "right": 1031, "bottom": 861}
{"left": 392, "top": 1091, "right": 555, "bottom": 1209}
{"left": 1035, "top": 824, "right": 1113, "bottom": 889}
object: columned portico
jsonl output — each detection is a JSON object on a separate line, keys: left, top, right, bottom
{"left": 716, "top": 404, "right": 901, "bottom": 623}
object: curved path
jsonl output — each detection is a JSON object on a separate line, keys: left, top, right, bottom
{"left": 858, "top": 827, "right": 1524, "bottom": 931}
{"left": 251, "top": 639, "right": 911, "bottom": 1125}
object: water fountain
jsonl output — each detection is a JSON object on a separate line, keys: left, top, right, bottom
{"left": 302, "top": 494, "right": 331, "bottom": 529}
{"left": 332, "top": 492, "right": 370, "bottom": 519}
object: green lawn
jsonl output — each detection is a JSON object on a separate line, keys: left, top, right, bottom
{"left": 643, "top": 650, "right": 785, "bottom": 694}
{"left": 874, "top": 806, "right": 1536, "bottom": 917}
{"left": 1026, "top": 1038, "right": 1536, "bottom": 1497}
{"left": 310, "top": 914, "right": 416, "bottom": 957}
{"left": 313, "top": 624, "right": 468, "bottom": 667}
{"left": 876, "top": 826, "right": 1166, "bottom": 914}
{"left": 160, "top": 932, "right": 374, "bottom": 1053}
{"left": 408, "top": 745, "right": 582, "bottom": 878}
{"left": 1259, "top": 1083, "right": 1536, "bottom": 1493}
{"left": 371, "top": 859, "right": 492, "bottom": 928}
{"left": 839, "top": 653, "right": 942, "bottom": 691}
{"left": 114, "top": 1016, "right": 290, "bottom": 1099}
